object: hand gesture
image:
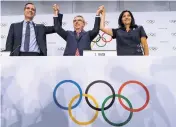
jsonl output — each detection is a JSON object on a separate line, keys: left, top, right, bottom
{"left": 96, "top": 5, "right": 104, "bottom": 15}
{"left": 53, "top": 4, "right": 59, "bottom": 16}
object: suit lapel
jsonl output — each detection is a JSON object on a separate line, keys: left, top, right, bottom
{"left": 32, "top": 22, "right": 38, "bottom": 38}
{"left": 17, "top": 21, "right": 23, "bottom": 45}
{"left": 32, "top": 22, "right": 39, "bottom": 45}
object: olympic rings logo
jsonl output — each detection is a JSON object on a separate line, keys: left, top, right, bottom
{"left": 1, "top": 35, "right": 6, "bottom": 39}
{"left": 146, "top": 20, "right": 155, "bottom": 24}
{"left": 58, "top": 47, "right": 65, "bottom": 51}
{"left": 104, "top": 21, "right": 110, "bottom": 25}
{"left": 169, "top": 20, "right": 176, "bottom": 23}
{"left": 0, "top": 48, "right": 5, "bottom": 51}
{"left": 171, "top": 33, "right": 176, "bottom": 36}
{"left": 40, "top": 22, "right": 48, "bottom": 25}
{"left": 91, "top": 33, "right": 113, "bottom": 48}
{"left": 0, "top": 23, "right": 7, "bottom": 27}
{"left": 147, "top": 33, "right": 156, "bottom": 37}
{"left": 149, "top": 47, "right": 158, "bottom": 51}
{"left": 62, "top": 22, "right": 67, "bottom": 26}
{"left": 53, "top": 80, "right": 150, "bottom": 126}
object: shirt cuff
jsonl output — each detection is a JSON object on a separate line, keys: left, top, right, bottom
{"left": 53, "top": 15, "right": 58, "bottom": 17}
{"left": 96, "top": 15, "right": 100, "bottom": 17}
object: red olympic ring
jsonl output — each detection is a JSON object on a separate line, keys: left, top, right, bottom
{"left": 118, "top": 80, "right": 150, "bottom": 112}
{"left": 101, "top": 32, "right": 112, "bottom": 43}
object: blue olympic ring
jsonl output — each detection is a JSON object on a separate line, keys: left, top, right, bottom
{"left": 53, "top": 80, "right": 83, "bottom": 110}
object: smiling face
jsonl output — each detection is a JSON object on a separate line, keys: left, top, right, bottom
{"left": 122, "top": 12, "right": 132, "bottom": 26}
{"left": 24, "top": 3, "right": 36, "bottom": 20}
{"left": 73, "top": 15, "right": 85, "bottom": 31}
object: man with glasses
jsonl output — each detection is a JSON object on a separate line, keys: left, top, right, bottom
{"left": 5, "top": 2, "right": 63, "bottom": 56}
{"left": 53, "top": 4, "right": 103, "bottom": 56}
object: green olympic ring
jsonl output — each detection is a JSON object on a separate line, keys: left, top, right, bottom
{"left": 95, "top": 36, "right": 107, "bottom": 47}
{"left": 102, "top": 94, "right": 133, "bottom": 126}
{"left": 92, "top": 34, "right": 108, "bottom": 47}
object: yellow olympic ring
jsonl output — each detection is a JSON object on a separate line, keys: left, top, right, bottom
{"left": 68, "top": 94, "right": 99, "bottom": 125}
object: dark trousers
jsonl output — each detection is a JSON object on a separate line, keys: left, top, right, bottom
{"left": 19, "top": 52, "right": 40, "bottom": 56}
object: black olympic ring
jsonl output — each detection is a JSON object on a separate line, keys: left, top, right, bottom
{"left": 146, "top": 20, "right": 155, "bottom": 24}
{"left": 85, "top": 80, "right": 115, "bottom": 111}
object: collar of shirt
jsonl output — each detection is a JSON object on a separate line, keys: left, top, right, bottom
{"left": 74, "top": 30, "right": 85, "bottom": 35}
{"left": 23, "top": 20, "right": 33, "bottom": 25}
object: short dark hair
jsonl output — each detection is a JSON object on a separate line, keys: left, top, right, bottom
{"left": 24, "top": 2, "right": 36, "bottom": 12}
{"left": 118, "top": 10, "right": 136, "bottom": 28}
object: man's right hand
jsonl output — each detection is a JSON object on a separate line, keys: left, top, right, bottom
{"left": 101, "top": 6, "right": 105, "bottom": 14}
{"left": 53, "top": 4, "right": 59, "bottom": 16}
{"left": 96, "top": 5, "right": 104, "bottom": 16}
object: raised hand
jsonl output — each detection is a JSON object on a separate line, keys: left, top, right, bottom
{"left": 101, "top": 5, "right": 105, "bottom": 14}
{"left": 53, "top": 4, "right": 59, "bottom": 16}
{"left": 96, "top": 5, "right": 104, "bottom": 15}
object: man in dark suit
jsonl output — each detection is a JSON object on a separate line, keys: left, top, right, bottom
{"left": 53, "top": 4, "right": 103, "bottom": 56}
{"left": 5, "top": 3, "right": 63, "bottom": 56}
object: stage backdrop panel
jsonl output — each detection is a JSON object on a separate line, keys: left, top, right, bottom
{"left": 0, "top": 56, "right": 176, "bottom": 127}
{"left": 1, "top": 12, "right": 176, "bottom": 56}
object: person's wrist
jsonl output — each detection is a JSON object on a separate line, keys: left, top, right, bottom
{"left": 96, "top": 11, "right": 100, "bottom": 15}
{"left": 54, "top": 11, "right": 59, "bottom": 17}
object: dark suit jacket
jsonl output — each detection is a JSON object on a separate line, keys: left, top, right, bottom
{"left": 54, "top": 14, "right": 100, "bottom": 56}
{"left": 5, "top": 14, "right": 63, "bottom": 56}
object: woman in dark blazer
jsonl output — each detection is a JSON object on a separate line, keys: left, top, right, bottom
{"left": 100, "top": 6, "right": 149, "bottom": 56}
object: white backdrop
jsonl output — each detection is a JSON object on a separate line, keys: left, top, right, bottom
{"left": 1, "top": 12, "right": 176, "bottom": 56}
{"left": 1, "top": 57, "right": 176, "bottom": 127}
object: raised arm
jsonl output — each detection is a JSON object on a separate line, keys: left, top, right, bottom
{"left": 44, "top": 13, "right": 63, "bottom": 34}
{"left": 53, "top": 4, "right": 68, "bottom": 40}
{"left": 89, "top": 6, "right": 102, "bottom": 40}
{"left": 100, "top": 7, "right": 113, "bottom": 37}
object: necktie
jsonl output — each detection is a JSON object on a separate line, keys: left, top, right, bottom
{"left": 76, "top": 32, "right": 79, "bottom": 40}
{"left": 24, "top": 21, "right": 30, "bottom": 52}
{"left": 75, "top": 32, "right": 80, "bottom": 56}
{"left": 75, "top": 48, "right": 80, "bottom": 56}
